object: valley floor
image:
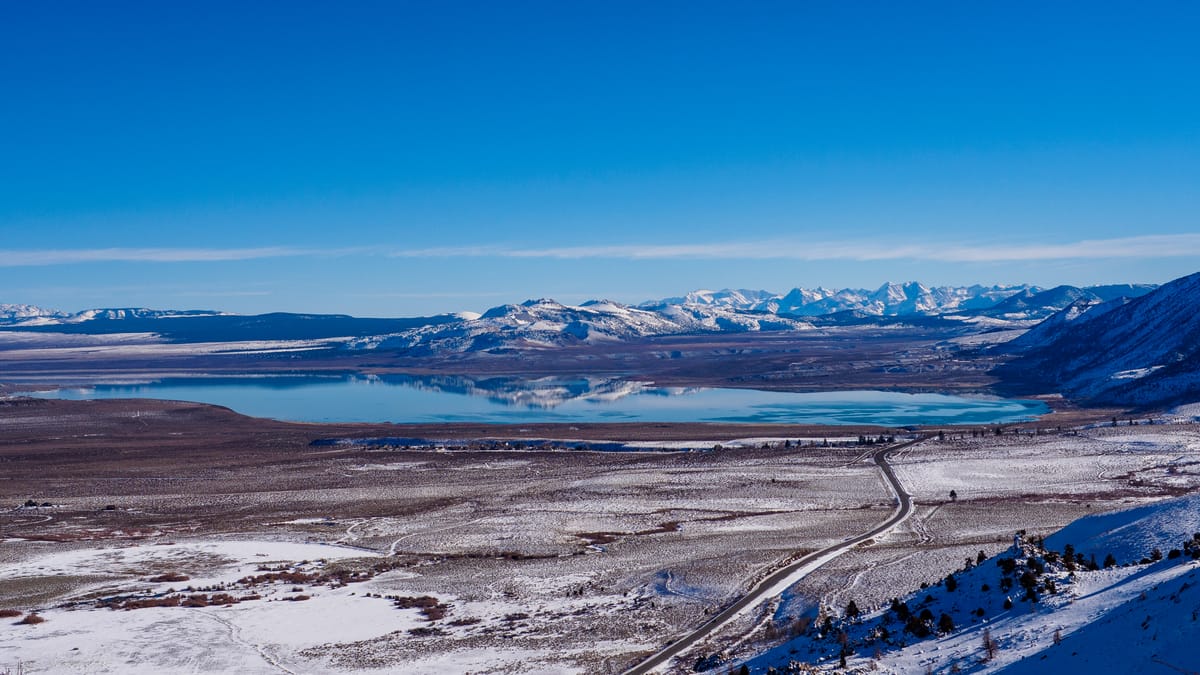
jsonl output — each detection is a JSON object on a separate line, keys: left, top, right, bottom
{"left": 0, "top": 400, "right": 1197, "bottom": 673}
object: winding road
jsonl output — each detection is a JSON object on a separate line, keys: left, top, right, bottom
{"left": 623, "top": 438, "right": 920, "bottom": 674}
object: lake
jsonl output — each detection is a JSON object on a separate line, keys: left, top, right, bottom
{"left": 27, "top": 374, "right": 1049, "bottom": 426}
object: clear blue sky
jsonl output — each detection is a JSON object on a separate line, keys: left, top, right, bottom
{"left": 2, "top": 1, "right": 1198, "bottom": 316}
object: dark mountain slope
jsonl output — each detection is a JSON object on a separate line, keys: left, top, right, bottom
{"left": 993, "top": 271, "right": 1200, "bottom": 407}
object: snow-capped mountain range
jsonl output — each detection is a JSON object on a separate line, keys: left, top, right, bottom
{"left": 643, "top": 281, "right": 1155, "bottom": 319}
{"left": 1, "top": 281, "right": 1160, "bottom": 355}
{"left": 0, "top": 305, "right": 225, "bottom": 327}
{"left": 648, "top": 283, "right": 1019, "bottom": 316}
{"left": 5, "top": 275, "right": 1199, "bottom": 408}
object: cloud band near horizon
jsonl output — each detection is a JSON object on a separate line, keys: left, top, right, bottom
{"left": 392, "top": 233, "right": 1200, "bottom": 262}
{"left": 2, "top": 234, "right": 1199, "bottom": 266}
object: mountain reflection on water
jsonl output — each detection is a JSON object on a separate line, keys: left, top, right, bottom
{"left": 32, "top": 373, "right": 1048, "bottom": 425}
{"left": 372, "top": 374, "right": 696, "bottom": 409}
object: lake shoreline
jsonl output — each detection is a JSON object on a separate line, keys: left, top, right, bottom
{"left": 16, "top": 372, "right": 1050, "bottom": 427}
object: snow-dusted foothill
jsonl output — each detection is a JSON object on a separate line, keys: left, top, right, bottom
{"left": 0, "top": 303, "right": 67, "bottom": 325}
{"left": 348, "top": 298, "right": 816, "bottom": 354}
{"left": 994, "top": 270, "right": 1200, "bottom": 407}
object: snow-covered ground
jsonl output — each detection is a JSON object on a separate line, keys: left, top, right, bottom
{"left": 736, "top": 494, "right": 1200, "bottom": 674}
{"left": 0, "top": 540, "right": 408, "bottom": 673}
{"left": 0, "top": 537, "right": 650, "bottom": 674}
{"left": 4, "top": 424, "right": 1198, "bottom": 674}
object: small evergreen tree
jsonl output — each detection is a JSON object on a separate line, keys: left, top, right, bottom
{"left": 938, "top": 612, "right": 955, "bottom": 633}
{"left": 845, "top": 599, "right": 860, "bottom": 618}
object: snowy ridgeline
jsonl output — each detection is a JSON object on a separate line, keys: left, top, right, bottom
{"left": 993, "top": 270, "right": 1200, "bottom": 408}
{"left": 2, "top": 279, "right": 1160, "bottom": 355}
{"left": 729, "top": 494, "right": 1200, "bottom": 675}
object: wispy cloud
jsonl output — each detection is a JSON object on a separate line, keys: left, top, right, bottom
{"left": 389, "top": 234, "right": 1200, "bottom": 263}
{"left": 4, "top": 234, "right": 1198, "bottom": 267}
{"left": 0, "top": 246, "right": 364, "bottom": 266}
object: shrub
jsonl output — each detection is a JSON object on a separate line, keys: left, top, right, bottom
{"left": 0, "top": 609, "right": 21, "bottom": 618}
{"left": 905, "top": 615, "right": 931, "bottom": 638}
{"left": 981, "top": 628, "right": 997, "bottom": 661}
{"left": 182, "top": 594, "right": 209, "bottom": 608}
{"left": 17, "top": 613, "right": 45, "bottom": 625}
{"left": 149, "top": 573, "right": 189, "bottom": 583}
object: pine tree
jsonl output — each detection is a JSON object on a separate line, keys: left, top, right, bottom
{"left": 938, "top": 613, "right": 955, "bottom": 633}
{"left": 845, "top": 599, "right": 860, "bottom": 618}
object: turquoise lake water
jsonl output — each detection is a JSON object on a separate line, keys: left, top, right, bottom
{"left": 29, "top": 374, "right": 1049, "bottom": 426}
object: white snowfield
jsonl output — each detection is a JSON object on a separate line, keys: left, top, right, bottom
{"left": 0, "top": 540, "right": 405, "bottom": 674}
{"left": 0, "top": 538, "right": 641, "bottom": 674}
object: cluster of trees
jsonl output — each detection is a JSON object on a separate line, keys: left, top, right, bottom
{"left": 751, "top": 530, "right": 1200, "bottom": 674}
{"left": 1112, "top": 417, "right": 1157, "bottom": 426}
{"left": 1166, "top": 532, "right": 1200, "bottom": 562}
{"left": 885, "top": 597, "right": 955, "bottom": 638}
{"left": 856, "top": 435, "right": 897, "bottom": 445}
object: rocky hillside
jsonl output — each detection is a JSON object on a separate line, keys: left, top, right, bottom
{"left": 994, "top": 271, "right": 1200, "bottom": 407}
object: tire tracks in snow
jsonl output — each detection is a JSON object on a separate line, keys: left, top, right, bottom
{"left": 204, "top": 610, "right": 296, "bottom": 674}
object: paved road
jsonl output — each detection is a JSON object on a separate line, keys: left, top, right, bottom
{"left": 623, "top": 438, "right": 920, "bottom": 674}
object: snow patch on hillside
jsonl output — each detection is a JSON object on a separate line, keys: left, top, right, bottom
{"left": 738, "top": 493, "right": 1200, "bottom": 674}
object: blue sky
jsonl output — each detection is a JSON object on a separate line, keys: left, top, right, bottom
{"left": 2, "top": 1, "right": 1198, "bottom": 316}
